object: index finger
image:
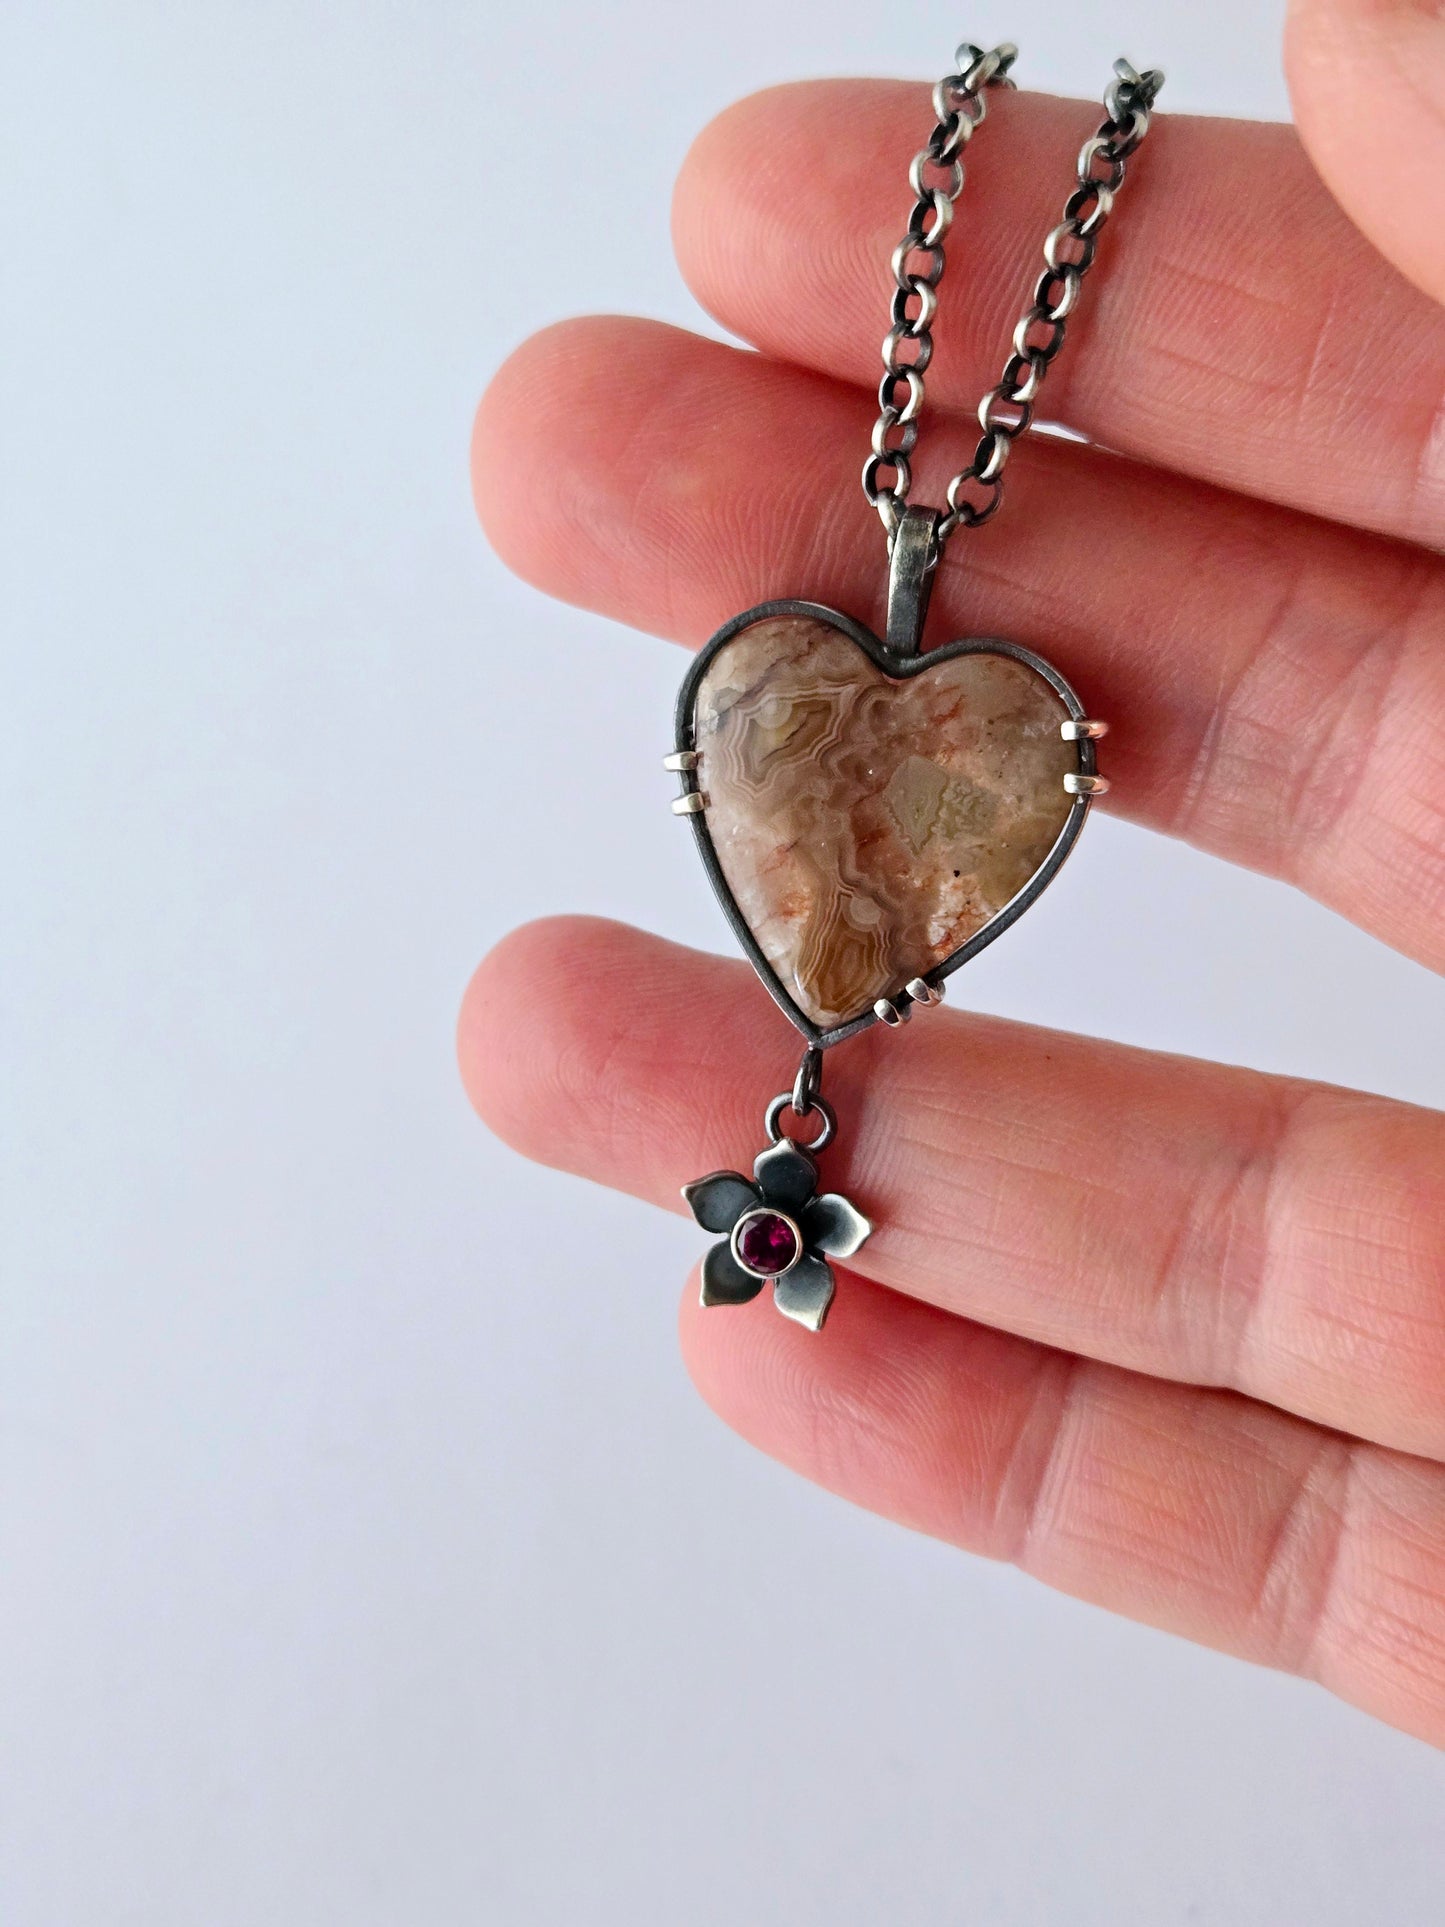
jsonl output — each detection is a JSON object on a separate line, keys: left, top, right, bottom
{"left": 672, "top": 80, "right": 1445, "bottom": 549}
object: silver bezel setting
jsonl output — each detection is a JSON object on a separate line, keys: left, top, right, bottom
{"left": 672, "top": 597, "right": 1100, "bottom": 1049}
{"left": 729, "top": 1206, "right": 805, "bottom": 1280}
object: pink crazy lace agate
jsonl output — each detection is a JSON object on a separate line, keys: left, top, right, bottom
{"left": 693, "top": 615, "right": 1075, "bottom": 1029}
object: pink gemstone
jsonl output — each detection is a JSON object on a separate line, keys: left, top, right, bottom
{"left": 735, "top": 1210, "right": 800, "bottom": 1276}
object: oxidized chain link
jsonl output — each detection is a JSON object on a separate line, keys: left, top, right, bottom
{"left": 864, "top": 45, "right": 1164, "bottom": 547}
{"left": 861, "top": 41, "right": 1019, "bottom": 535}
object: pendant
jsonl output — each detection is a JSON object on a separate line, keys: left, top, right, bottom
{"left": 653, "top": 37, "right": 1161, "bottom": 1329}
{"left": 671, "top": 506, "right": 1107, "bottom": 1329}
{"left": 682, "top": 1106, "right": 870, "bottom": 1335}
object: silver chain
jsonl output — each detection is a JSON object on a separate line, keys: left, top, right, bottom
{"left": 864, "top": 45, "right": 1164, "bottom": 548}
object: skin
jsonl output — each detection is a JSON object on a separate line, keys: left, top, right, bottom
{"left": 466, "top": 4, "right": 1445, "bottom": 1746}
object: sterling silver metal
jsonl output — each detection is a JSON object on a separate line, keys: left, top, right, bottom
{"left": 672, "top": 596, "right": 1098, "bottom": 1050}
{"left": 906, "top": 978, "right": 945, "bottom": 1007}
{"left": 763, "top": 1087, "right": 836, "bottom": 1153}
{"left": 791, "top": 1046, "right": 824, "bottom": 1118}
{"left": 885, "top": 505, "right": 941, "bottom": 657}
{"left": 683, "top": 1127, "right": 869, "bottom": 1331}
{"left": 677, "top": 41, "right": 1162, "bottom": 1325}
{"left": 865, "top": 47, "right": 1164, "bottom": 544}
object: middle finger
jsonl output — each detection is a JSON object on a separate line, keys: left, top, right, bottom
{"left": 476, "top": 317, "right": 1445, "bottom": 974}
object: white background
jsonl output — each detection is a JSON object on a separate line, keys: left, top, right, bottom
{"left": 5, "top": 2, "right": 1445, "bottom": 1921}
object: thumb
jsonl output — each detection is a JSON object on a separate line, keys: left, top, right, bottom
{"left": 1287, "top": 0, "right": 1445, "bottom": 307}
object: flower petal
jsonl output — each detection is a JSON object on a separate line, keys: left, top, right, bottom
{"left": 700, "top": 1239, "right": 765, "bottom": 1307}
{"left": 753, "top": 1139, "right": 817, "bottom": 1213}
{"left": 802, "top": 1192, "right": 872, "bottom": 1260}
{"left": 772, "top": 1253, "right": 835, "bottom": 1333}
{"left": 682, "top": 1170, "right": 759, "bottom": 1234}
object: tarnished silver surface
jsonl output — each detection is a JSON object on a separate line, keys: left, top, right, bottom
{"left": 683, "top": 1090, "right": 872, "bottom": 1333}
{"left": 672, "top": 599, "right": 1098, "bottom": 1050}
{"left": 885, "top": 504, "right": 941, "bottom": 657}
{"left": 763, "top": 1087, "right": 836, "bottom": 1154}
{"left": 863, "top": 41, "right": 1018, "bottom": 540}
{"left": 665, "top": 36, "right": 1152, "bottom": 1293}
{"left": 864, "top": 44, "right": 1164, "bottom": 548}
{"left": 791, "top": 1046, "right": 824, "bottom": 1119}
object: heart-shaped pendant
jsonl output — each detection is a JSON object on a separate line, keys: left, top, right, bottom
{"left": 664, "top": 42, "right": 1158, "bottom": 1327}
{"left": 670, "top": 598, "right": 1101, "bottom": 1047}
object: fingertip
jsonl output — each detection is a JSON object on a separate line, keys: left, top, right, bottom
{"left": 1286, "top": 0, "right": 1445, "bottom": 308}
{"left": 678, "top": 1259, "right": 883, "bottom": 1453}
{"left": 677, "top": 1268, "right": 1026, "bottom": 1552}
{"left": 676, "top": 1264, "right": 821, "bottom": 1458}
{"left": 473, "top": 314, "right": 803, "bottom": 635}
{"left": 671, "top": 79, "right": 909, "bottom": 344}
{"left": 675, "top": 1271, "right": 714, "bottom": 1396}
{"left": 670, "top": 83, "right": 802, "bottom": 314}
{"left": 457, "top": 913, "right": 639, "bottom": 1164}
{"left": 470, "top": 316, "right": 666, "bottom": 602}
{"left": 471, "top": 320, "right": 560, "bottom": 574}
{"left": 458, "top": 916, "right": 774, "bottom": 1197}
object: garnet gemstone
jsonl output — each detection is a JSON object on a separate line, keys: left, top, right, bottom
{"left": 734, "top": 1210, "right": 801, "bottom": 1277}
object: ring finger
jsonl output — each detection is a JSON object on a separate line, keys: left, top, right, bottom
{"left": 461, "top": 918, "right": 1445, "bottom": 1461}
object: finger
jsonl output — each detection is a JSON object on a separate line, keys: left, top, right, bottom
{"left": 1289, "top": 0, "right": 1445, "bottom": 309}
{"left": 670, "top": 80, "right": 1445, "bottom": 548}
{"left": 460, "top": 919, "right": 1445, "bottom": 1460}
{"left": 679, "top": 1266, "right": 1445, "bottom": 1748}
{"left": 474, "top": 318, "right": 1445, "bottom": 975}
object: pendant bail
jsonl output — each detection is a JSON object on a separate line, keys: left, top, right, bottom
{"left": 886, "top": 505, "right": 941, "bottom": 658}
{"left": 792, "top": 1045, "right": 824, "bottom": 1118}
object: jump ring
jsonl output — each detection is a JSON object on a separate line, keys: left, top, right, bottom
{"left": 765, "top": 1092, "right": 836, "bottom": 1153}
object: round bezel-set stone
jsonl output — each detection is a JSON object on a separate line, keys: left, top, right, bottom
{"left": 731, "top": 1208, "right": 803, "bottom": 1278}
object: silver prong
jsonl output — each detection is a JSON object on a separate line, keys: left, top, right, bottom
{"left": 1060, "top": 718, "right": 1109, "bottom": 740}
{"left": 671, "top": 791, "right": 709, "bottom": 815}
{"left": 1063, "top": 772, "right": 1110, "bottom": 797}
{"left": 663, "top": 749, "right": 701, "bottom": 772}
{"left": 873, "top": 997, "right": 909, "bottom": 1027}
{"left": 906, "top": 977, "right": 944, "bottom": 1007}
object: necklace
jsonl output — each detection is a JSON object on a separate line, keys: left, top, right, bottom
{"left": 671, "top": 44, "right": 1164, "bottom": 1331}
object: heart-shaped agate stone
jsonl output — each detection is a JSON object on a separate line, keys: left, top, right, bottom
{"left": 675, "top": 602, "right": 1093, "bottom": 1045}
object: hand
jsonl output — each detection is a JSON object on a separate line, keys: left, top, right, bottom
{"left": 466, "top": 5, "right": 1445, "bottom": 1747}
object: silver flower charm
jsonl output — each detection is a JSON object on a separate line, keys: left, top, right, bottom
{"left": 682, "top": 1138, "right": 871, "bottom": 1334}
